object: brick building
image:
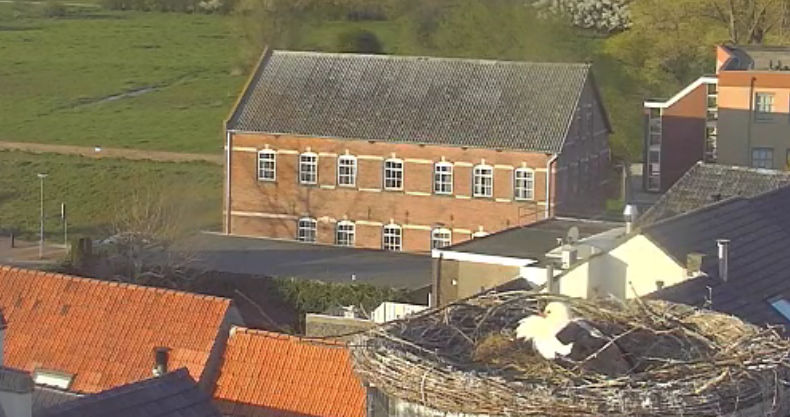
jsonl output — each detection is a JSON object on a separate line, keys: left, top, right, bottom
{"left": 643, "top": 44, "right": 790, "bottom": 193}
{"left": 224, "top": 50, "right": 612, "bottom": 253}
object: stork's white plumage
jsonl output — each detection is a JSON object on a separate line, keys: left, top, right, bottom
{"left": 515, "top": 302, "right": 573, "bottom": 359}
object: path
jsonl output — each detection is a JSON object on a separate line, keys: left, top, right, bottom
{"left": 0, "top": 140, "right": 222, "bottom": 165}
{"left": 0, "top": 0, "right": 99, "bottom": 6}
{"left": 0, "top": 236, "right": 67, "bottom": 267}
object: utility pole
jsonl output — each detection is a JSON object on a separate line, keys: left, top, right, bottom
{"left": 61, "top": 203, "right": 68, "bottom": 249}
{"left": 37, "top": 173, "right": 48, "bottom": 259}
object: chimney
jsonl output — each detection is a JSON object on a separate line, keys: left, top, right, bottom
{"left": 623, "top": 204, "right": 639, "bottom": 234}
{"left": 153, "top": 347, "right": 169, "bottom": 377}
{"left": 686, "top": 252, "right": 705, "bottom": 276}
{"left": 560, "top": 247, "right": 577, "bottom": 269}
{"left": 717, "top": 239, "right": 730, "bottom": 282}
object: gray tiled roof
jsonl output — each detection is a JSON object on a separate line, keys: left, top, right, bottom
{"left": 228, "top": 50, "right": 596, "bottom": 153}
{"left": 646, "top": 186, "right": 790, "bottom": 328}
{"left": 38, "top": 368, "right": 220, "bottom": 417}
{"left": 639, "top": 162, "right": 790, "bottom": 225}
{"left": 33, "top": 386, "right": 82, "bottom": 416}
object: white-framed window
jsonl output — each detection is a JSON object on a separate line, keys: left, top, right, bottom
{"left": 752, "top": 147, "right": 774, "bottom": 169}
{"left": 299, "top": 152, "right": 318, "bottom": 185}
{"left": 384, "top": 158, "right": 404, "bottom": 190}
{"left": 433, "top": 162, "right": 453, "bottom": 195}
{"left": 297, "top": 217, "right": 317, "bottom": 243}
{"left": 514, "top": 168, "right": 534, "bottom": 200}
{"left": 337, "top": 155, "right": 357, "bottom": 187}
{"left": 431, "top": 228, "right": 452, "bottom": 249}
{"left": 336, "top": 221, "right": 355, "bottom": 247}
{"left": 755, "top": 92, "right": 774, "bottom": 121}
{"left": 33, "top": 369, "right": 73, "bottom": 390}
{"left": 472, "top": 164, "right": 493, "bottom": 197}
{"left": 257, "top": 149, "right": 276, "bottom": 181}
{"left": 382, "top": 224, "right": 402, "bottom": 251}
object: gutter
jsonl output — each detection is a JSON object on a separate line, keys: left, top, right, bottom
{"left": 225, "top": 130, "right": 232, "bottom": 234}
{"left": 746, "top": 76, "right": 756, "bottom": 165}
{"left": 545, "top": 154, "right": 558, "bottom": 219}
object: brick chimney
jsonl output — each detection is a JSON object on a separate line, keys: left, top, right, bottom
{"left": 153, "top": 347, "right": 169, "bottom": 377}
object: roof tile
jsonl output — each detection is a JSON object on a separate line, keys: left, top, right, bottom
{"left": 214, "top": 327, "right": 365, "bottom": 417}
{"left": 0, "top": 266, "right": 232, "bottom": 393}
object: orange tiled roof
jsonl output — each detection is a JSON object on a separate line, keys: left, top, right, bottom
{"left": 214, "top": 327, "right": 366, "bottom": 417}
{"left": 0, "top": 266, "right": 231, "bottom": 393}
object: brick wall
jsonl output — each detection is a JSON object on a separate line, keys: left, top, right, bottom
{"left": 226, "top": 133, "right": 554, "bottom": 252}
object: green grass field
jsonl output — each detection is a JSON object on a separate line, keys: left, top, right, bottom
{"left": 0, "top": 3, "right": 245, "bottom": 153}
{"left": 0, "top": 150, "right": 221, "bottom": 238}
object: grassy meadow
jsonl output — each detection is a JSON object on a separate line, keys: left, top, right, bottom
{"left": 0, "top": 2, "right": 245, "bottom": 153}
{"left": 0, "top": 151, "right": 221, "bottom": 238}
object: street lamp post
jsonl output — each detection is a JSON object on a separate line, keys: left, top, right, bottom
{"left": 37, "top": 173, "right": 47, "bottom": 259}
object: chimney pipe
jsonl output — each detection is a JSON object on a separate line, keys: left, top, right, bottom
{"left": 153, "top": 347, "right": 169, "bottom": 377}
{"left": 623, "top": 204, "right": 639, "bottom": 234}
{"left": 717, "top": 239, "right": 730, "bottom": 282}
{"left": 546, "top": 264, "right": 558, "bottom": 293}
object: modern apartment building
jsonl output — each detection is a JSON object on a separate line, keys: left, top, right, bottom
{"left": 224, "top": 50, "right": 612, "bottom": 252}
{"left": 643, "top": 45, "right": 790, "bottom": 192}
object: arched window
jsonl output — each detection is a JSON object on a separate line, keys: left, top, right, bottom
{"left": 299, "top": 152, "right": 318, "bottom": 185}
{"left": 337, "top": 155, "right": 357, "bottom": 187}
{"left": 382, "top": 224, "right": 402, "bottom": 251}
{"left": 336, "top": 221, "right": 355, "bottom": 247}
{"left": 384, "top": 158, "right": 404, "bottom": 190}
{"left": 472, "top": 163, "right": 493, "bottom": 197}
{"left": 433, "top": 161, "right": 453, "bottom": 195}
{"left": 257, "top": 149, "right": 276, "bottom": 181}
{"left": 514, "top": 167, "right": 535, "bottom": 200}
{"left": 297, "top": 217, "right": 317, "bottom": 243}
{"left": 431, "top": 227, "right": 452, "bottom": 249}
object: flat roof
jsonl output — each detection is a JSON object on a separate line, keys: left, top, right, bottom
{"left": 181, "top": 233, "right": 432, "bottom": 290}
{"left": 443, "top": 217, "right": 622, "bottom": 262}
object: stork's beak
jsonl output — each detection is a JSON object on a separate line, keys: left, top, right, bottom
{"left": 538, "top": 311, "right": 546, "bottom": 318}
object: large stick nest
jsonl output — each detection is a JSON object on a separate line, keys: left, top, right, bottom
{"left": 350, "top": 292, "right": 790, "bottom": 416}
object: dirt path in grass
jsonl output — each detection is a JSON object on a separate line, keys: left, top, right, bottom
{"left": 0, "top": 140, "right": 222, "bottom": 165}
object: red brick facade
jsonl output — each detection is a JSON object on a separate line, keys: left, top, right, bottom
{"left": 226, "top": 133, "right": 554, "bottom": 252}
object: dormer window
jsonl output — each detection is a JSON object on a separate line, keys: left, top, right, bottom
{"left": 33, "top": 368, "right": 73, "bottom": 390}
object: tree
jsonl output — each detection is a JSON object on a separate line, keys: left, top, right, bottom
{"left": 530, "top": 0, "right": 633, "bottom": 33}
{"left": 102, "top": 181, "right": 200, "bottom": 288}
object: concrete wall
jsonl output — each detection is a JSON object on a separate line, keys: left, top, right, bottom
{"left": 717, "top": 71, "right": 790, "bottom": 169}
{"left": 0, "top": 391, "right": 31, "bottom": 417}
{"left": 436, "top": 259, "right": 521, "bottom": 306}
{"left": 558, "top": 235, "right": 686, "bottom": 300}
{"left": 659, "top": 84, "right": 707, "bottom": 191}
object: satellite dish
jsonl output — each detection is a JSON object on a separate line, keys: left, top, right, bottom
{"left": 566, "top": 226, "right": 580, "bottom": 244}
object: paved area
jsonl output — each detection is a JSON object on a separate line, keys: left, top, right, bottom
{"left": 0, "top": 236, "right": 68, "bottom": 266}
{"left": 0, "top": 141, "right": 222, "bottom": 165}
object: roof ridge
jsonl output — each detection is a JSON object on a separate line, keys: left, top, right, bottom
{"left": 230, "top": 326, "right": 348, "bottom": 347}
{"left": 272, "top": 50, "right": 593, "bottom": 68}
{"left": 0, "top": 265, "right": 232, "bottom": 306}
{"left": 698, "top": 162, "right": 790, "bottom": 176}
{"left": 641, "top": 195, "right": 748, "bottom": 232}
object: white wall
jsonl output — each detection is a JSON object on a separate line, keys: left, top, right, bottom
{"left": 372, "top": 303, "right": 427, "bottom": 324}
{"left": 0, "top": 391, "right": 31, "bottom": 417}
{"left": 558, "top": 235, "right": 687, "bottom": 300}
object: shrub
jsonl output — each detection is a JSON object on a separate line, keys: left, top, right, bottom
{"left": 336, "top": 29, "right": 383, "bottom": 54}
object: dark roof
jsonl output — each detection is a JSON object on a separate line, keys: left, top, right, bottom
{"left": 639, "top": 162, "right": 790, "bottom": 225}
{"left": 38, "top": 369, "right": 220, "bottom": 417}
{"left": 182, "top": 233, "right": 432, "bottom": 290}
{"left": 722, "top": 45, "right": 790, "bottom": 71}
{"left": 228, "top": 50, "right": 606, "bottom": 153}
{"left": 445, "top": 218, "right": 621, "bottom": 261}
{"left": 33, "top": 386, "right": 82, "bottom": 416}
{"left": 646, "top": 186, "right": 790, "bottom": 328}
{"left": 305, "top": 314, "right": 376, "bottom": 341}
{"left": 0, "top": 366, "right": 33, "bottom": 394}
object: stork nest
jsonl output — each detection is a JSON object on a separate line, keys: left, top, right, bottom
{"left": 350, "top": 292, "right": 790, "bottom": 416}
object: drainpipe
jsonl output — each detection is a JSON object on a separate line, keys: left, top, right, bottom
{"left": 225, "top": 130, "right": 233, "bottom": 234}
{"left": 746, "top": 76, "right": 756, "bottom": 166}
{"left": 545, "top": 154, "right": 559, "bottom": 219}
